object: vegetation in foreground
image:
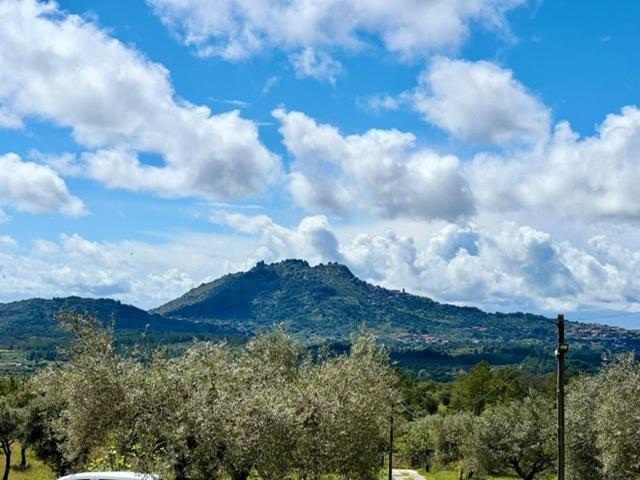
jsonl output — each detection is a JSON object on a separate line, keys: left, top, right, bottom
{"left": 2, "top": 445, "right": 53, "bottom": 480}
{"left": 397, "top": 356, "right": 640, "bottom": 480}
{"left": 1, "top": 313, "right": 639, "bottom": 480}
{"left": 416, "top": 470, "right": 518, "bottom": 480}
{"left": 3, "top": 314, "right": 396, "bottom": 480}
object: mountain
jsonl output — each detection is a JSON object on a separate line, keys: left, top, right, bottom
{"left": 154, "top": 259, "right": 518, "bottom": 342}
{"left": 2, "top": 260, "right": 639, "bottom": 376}
{"left": 153, "top": 259, "right": 640, "bottom": 370}
{"left": 0, "top": 296, "right": 209, "bottom": 345}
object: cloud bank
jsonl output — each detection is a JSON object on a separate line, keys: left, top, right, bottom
{"left": 212, "top": 213, "right": 640, "bottom": 313}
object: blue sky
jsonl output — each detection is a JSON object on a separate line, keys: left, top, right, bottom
{"left": 1, "top": 0, "right": 640, "bottom": 327}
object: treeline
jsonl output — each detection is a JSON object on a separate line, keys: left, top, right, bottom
{"left": 397, "top": 361, "right": 547, "bottom": 418}
{"left": 0, "top": 314, "right": 395, "bottom": 480}
{"left": 2, "top": 314, "right": 640, "bottom": 480}
{"left": 397, "top": 356, "right": 640, "bottom": 479}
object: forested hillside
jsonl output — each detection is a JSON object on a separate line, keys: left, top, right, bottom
{"left": 154, "top": 259, "right": 640, "bottom": 372}
{"left": 2, "top": 260, "right": 639, "bottom": 376}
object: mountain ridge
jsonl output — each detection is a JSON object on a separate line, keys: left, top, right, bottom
{"left": 2, "top": 259, "right": 639, "bottom": 375}
{"left": 0, "top": 295, "right": 212, "bottom": 344}
{"left": 152, "top": 259, "right": 640, "bottom": 354}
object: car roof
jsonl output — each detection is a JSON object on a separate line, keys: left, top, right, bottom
{"left": 58, "top": 472, "right": 157, "bottom": 480}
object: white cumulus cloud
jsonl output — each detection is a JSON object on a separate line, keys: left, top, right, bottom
{"left": 147, "top": 0, "right": 524, "bottom": 80}
{"left": 374, "top": 58, "right": 551, "bottom": 146}
{"left": 289, "top": 48, "right": 344, "bottom": 84}
{"left": 0, "top": 153, "right": 85, "bottom": 217}
{"left": 469, "top": 105, "right": 640, "bottom": 220}
{"left": 0, "top": 0, "right": 280, "bottom": 200}
{"left": 274, "top": 108, "right": 474, "bottom": 221}
{"left": 211, "top": 211, "right": 344, "bottom": 265}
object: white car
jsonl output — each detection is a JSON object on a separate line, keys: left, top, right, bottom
{"left": 58, "top": 472, "right": 157, "bottom": 480}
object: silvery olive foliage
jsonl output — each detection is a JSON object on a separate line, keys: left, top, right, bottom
{"left": 397, "top": 416, "right": 434, "bottom": 470}
{"left": 567, "top": 353, "right": 640, "bottom": 480}
{"left": 397, "top": 411, "right": 476, "bottom": 472}
{"left": 30, "top": 315, "right": 396, "bottom": 480}
{"left": 468, "top": 395, "right": 556, "bottom": 480}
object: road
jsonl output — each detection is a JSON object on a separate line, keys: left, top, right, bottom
{"left": 391, "top": 469, "right": 426, "bottom": 480}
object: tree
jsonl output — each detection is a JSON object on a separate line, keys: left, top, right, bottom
{"left": 397, "top": 412, "right": 475, "bottom": 474}
{"left": 29, "top": 315, "right": 397, "bottom": 480}
{"left": 0, "top": 377, "right": 30, "bottom": 472}
{"left": 565, "top": 372, "right": 603, "bottom": 480}
{"left": 398, "top": 417, "right": 434, "bottom": 471}
{"left": 427, "top": 413, "right": 474, "bottom": 470}
{"left": 567, "top": 354, "right": 640, "bottom": 479}
{"left": 239, "top": 331, "right": 301, "bottom": 480}
{"left": 297, "top": 333, "right": 394, "bottom": 480}
{"left": 11, "top": 385, "right": 35, "bottom": 471}
{"left": 0, "top": 397, "right": 19, "bottom": 480}
{"left": 203, "top": 330, "right": 301, "bottom": 480}
{"left": 452, "top": 362, "right": 496, "bottom": 414}
{"left": 20, "top": 385, "right": 70, "bottom": 475}
{"left": 469, "top": 395, "right": 555, "bottom": 480}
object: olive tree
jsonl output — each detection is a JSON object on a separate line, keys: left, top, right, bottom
{"left": 203, "top": 330, "right": 302, "bottom": 480}
{"left": 0, "top": 397, "right": 19, "bottom": 480}
{"left": 29, "top": 314, "right": 216, "bottom": 479}
{"left": 567, "top": 354, "right": 640, "bottom": 479}
{"left": 47, "top": 314, "right": 138, "bottom": 469}
{"left": 397, "top": 416, "right": 434, "bottom": 471}
{"left": 20, "top": 383, "right": 70, "bottom": 475}
{"left": 565, "top": 372, "right": 603, "bottom": 480}
{"left": 295, "top": 334, "right": 394, "bottom": 480}
{"left": 396, "top": 412, "right": 475, "bottom": 474}
{"left": 429, "top": 413, "right": 474, "bottom": 470}
{"left": 470, "top": 395, "right": 555, "bottom": 480}
{"left": 31, "top": 315, "right": 397, "bottom": 480}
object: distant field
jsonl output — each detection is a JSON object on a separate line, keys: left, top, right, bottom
{"left": 0, "top": 349, "right": 29, "bottom": 376}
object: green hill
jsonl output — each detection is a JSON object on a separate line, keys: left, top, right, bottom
{"left": 2, "top": 259, "right": 639, "bottom": 376}
{"left": 153, "top": 259, "right": 531, "bottom": 342}
{"left": 0, "top": 296, "right": 211, "bottom": 344}
{"left": 153, "top": 259, "right": 640, "bottom": 371}
{"left": 0, "top": 297, "right": 234, "bottom": 375}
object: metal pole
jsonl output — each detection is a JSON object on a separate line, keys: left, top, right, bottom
{"left": 556, "top": 314, "right": 567, "bottom": 480}
{"left": 388, "top": 409, "right": 393, "bottom": 480}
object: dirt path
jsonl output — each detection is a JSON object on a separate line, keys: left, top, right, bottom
{"left": 391, "top": 469, "right": 427, "bottom": 480}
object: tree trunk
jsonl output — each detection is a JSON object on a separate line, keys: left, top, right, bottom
{"left": 230, "top": 470, "right": 250, "bottom": 480}
{"left": 2, "top": 445, "right": 11, "bottom": 480}
{"left": 518, "top": 469, "right": 535, "bottom": 480}
{"left": 173, "top": 461, "right": 188, "bottom": 480}
{"left": 19, "top": 446, "right": 26, "bottom": 471}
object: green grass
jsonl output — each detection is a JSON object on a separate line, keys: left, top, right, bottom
{"left": 4, "top": 444, "right": 55, "bottom": 480}
{"left": 415, "top": 468, "right": 557, "bottom": 480}
{"left": 418, "top": 471, "right": 516, "bottom": 479}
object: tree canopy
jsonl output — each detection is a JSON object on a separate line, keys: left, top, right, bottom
{"left": 26, "top": 314, "right": 396, "bottom": 480}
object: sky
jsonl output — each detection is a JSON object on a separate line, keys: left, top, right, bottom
{"left": 1, "top": 0, "right": 640, "bottom": 328}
